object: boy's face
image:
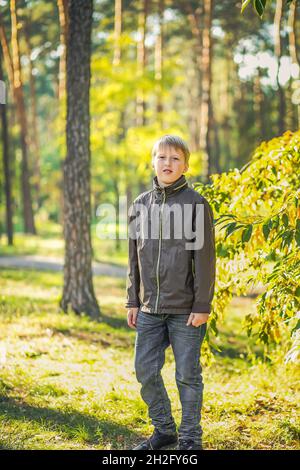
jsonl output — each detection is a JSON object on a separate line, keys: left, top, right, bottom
{"left": 152, "top": 145, "right": 189, "bottom": 186}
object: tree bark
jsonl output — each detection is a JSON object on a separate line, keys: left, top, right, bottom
{"left": 57, "top": 0, "right": 69, "bottom": 101}
{"left": 113, "top": 0, "right": 122, "bottom": 66}
{"left": 0, "top": 53, "right": 13, "bottom": 245}
{"left": 155, "top": 0, "right": 164, "bottom": 124}
{"left": 184, "top": 2, "right": 203, "bottom": 152}
{"left": 274, "top": 0, "right": 286, "bottom": 134}
{"left": 1, "top": 3, "right": 36, "bottom": 234}
{"left": 60, "top": 0, "right": 100, "bottom": 319}
{"left": 136, "top": 0, "right": 149, "bottom": 127}
{"left": 288, "top": 0, "right": 300, "bottom": 67}
{"left": 23, "top": 16, "right": 41, "bottom": 206}
{"left": 199, "top": 0, "right": 214, "bottom": 181}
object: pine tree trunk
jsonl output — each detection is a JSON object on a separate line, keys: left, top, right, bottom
{"left": 136, "top": 0, "right": 149, "bottom": 126}
{"left": 57, "top": 0, "right": 68, "bottom": 101}
{"left": 274, "top": 0, "right": 286, "bottom": 134}
{"left": 113, "top": 0, "right": 122, "bottom": 66}
{"left": 185, "top": 2, "right": 203, "bottom": 151}
{"left": 24, "top": 17, "right": 41, "bottom": 206}
{"left": 155, "top": 0, "right": 164, "bottom": 124}
{"left": 0, "top": 53, "right": 13, "bottom": 245}
{"left": 3, "top": 1, "right": 36, "bottom": 234}
{"left": 199, "top": 0, "right": 214, "bottom": 181}
{"left": 60, "top": 0, "right": 100, "bottom": 319}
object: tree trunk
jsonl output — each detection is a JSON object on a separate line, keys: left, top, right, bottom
{"left": 113, "top": 0, "right": 122, "bottom": 66}
{"left": 0, "top": 53, "right": 13, "bottom": 245}
{"left": 184, "top": 2, "right": 203, "bottom": 151}
{"left": 57, "top": 0, "right": 69, "bottom": 101}
{"left": 274, "top": 0, "right": 286, "bottom": 134}
{"left": 23, "top": 16, "right": 41, "bottom": 206}
{"left": 0, "top": 3, "right": 36, "bottom": 234}
{"left": 253, "top": 68, "right": 266, "bottom": 139}
{"left": 199, "top": 0, "right": 214, "bottom": 181}
{"left": 288, "top": 0, "right": 300, "bottom": 128}
{"left": 155, "top": 0, "right": 164, "bottom": 125}
{"left": 136, "top": 0, "right": 149, "bottom": 127}
{"left": 288, "top": 0, "right": 300, "bottom": 66}
{"left": 60, "top": 0, "right": 100, "bottom": 319}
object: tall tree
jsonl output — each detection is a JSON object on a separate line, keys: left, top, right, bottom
{"left": 136, "top": 0, "right": 149, "bottom": 127}
{"left": 199, "top": 0, "right": 214, "bottom": 180}
{"left": 57, "top": 0, "right": 68, "bottom": 102}
{"left": 0, "top": 1, "right": 36, "bottom": 234}
{"left": 155, "top": 0, "right": 164, "bottom": 125}
{"left": 0, "top": 52, "right": 13, "bottom": 245}
{"left": 60, "top": 0, "right": 100, "bottom": 319}
{"left": 113, "top": 0, "right": 122, "bottom": 66}
{"left": 274, "top": 0, "right": 286, "bottom": 134}
{"left": 23, "top": 14, "right": 41, "bottom": 206}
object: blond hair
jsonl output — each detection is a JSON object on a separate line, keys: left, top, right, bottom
{"left": 151, "top": 134, "right": 190, "bottom": 164}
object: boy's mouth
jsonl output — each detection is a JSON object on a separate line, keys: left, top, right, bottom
{"left": 163, "top": 169, "right": 173, "bottom": 174}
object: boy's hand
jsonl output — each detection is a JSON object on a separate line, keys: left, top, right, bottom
{"left": 187, "top": 313, "right": 209, "bottom": 327}
{"left": 127, "top": 307, "right": 139, "bottom": 329}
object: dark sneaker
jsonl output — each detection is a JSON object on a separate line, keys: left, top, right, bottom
{"left": 132, "top": 429, "right": 178, "bottom": 450}
{"left": 177, "top": 439, "right": 203, "bottom": 450}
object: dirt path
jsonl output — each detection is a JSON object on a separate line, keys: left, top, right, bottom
{"left": 0, "top": 255, "right": 126, "bottom": 278}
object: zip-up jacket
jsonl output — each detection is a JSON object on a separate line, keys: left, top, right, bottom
{"left": 125, "top": 174, "right": 216, "bottom": 314}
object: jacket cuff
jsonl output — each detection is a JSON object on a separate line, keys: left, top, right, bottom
{"left": 191, "top": 302, "right": 211, "bottom": 314}
{"left": 125, "top": 300, "right": 140, "bottom": 309}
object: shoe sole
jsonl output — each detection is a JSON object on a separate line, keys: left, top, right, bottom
{"left": 132, "top": 441, "right": 178, "bottom": 451}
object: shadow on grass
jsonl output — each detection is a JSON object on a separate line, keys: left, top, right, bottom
{"left": 211, "top": 328, "right": 264, "bottom": 361}
{"left": 0, "top": 395, "right": 141, "bottom": 450}
{"left": 212, "top": 346, "right": 262, "bottom": 361}
{"left": 50, "top": 324, "right": 134, "bottom": 349}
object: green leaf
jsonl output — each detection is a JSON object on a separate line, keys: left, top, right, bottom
{"left": 295, "top": 286, "right": 300, "bottom": 298}
{"left": 295, "top": 230, "right": 300, "bottom": 247}
{"left": 254, "top": 0, "right": 266, "bottom": 17}
{"left": 241, "top": 0, "right": 252, "bottom": 13}
{"left": 225, "top": 222, "right": 237, "bottom": 237}
{"left": 296, "top": 219, "right": 300, "bottom": 231}
{"left": 273, "top": 215, "right": 280, "bottom": 229}
{"left": 215, "top": 214, "right": 237, "bottom": 226}
{"left": 271, "top": 166, "right": 277, "bottom": 177}
{"left": 242, "top": 224, "right": 253, "bottom": 242}
{"left": 282, "top": 213, "right": 289, "bottom": 227}
{"left": 263, "top": 223, "right": 270, "bottom": 241}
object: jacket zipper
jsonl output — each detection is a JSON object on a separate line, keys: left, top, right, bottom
{"left": 155, "top": 188, "right": 166, "bottom": 312}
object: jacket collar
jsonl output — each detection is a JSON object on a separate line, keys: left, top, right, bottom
{"left": 152, "top": 174, "right": 188, "bottom": 197}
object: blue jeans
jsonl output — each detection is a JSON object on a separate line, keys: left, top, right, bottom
{"left": 134, "top": 310, "right": 207, "bottom": 444}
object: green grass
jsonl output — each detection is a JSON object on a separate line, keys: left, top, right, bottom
{"left": 0, "top": 269, "right": 299, "bottom": 450}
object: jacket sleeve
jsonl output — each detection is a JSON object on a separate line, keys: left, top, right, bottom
{"left": 125, "top": 201, "right": 141, "bottom": 309}
{"left": 191, "top": 197, "right": 216, "bottom": 314}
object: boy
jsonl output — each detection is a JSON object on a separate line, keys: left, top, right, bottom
{"left": 126, "top": 135, "right": 216, "bottom": 450}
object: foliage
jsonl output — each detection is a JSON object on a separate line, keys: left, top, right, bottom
{"left": 241, "top": 0, "right": 296, "bottom": 18}
{"left": 195, "top": 130, "right": 300, "bottom": 363}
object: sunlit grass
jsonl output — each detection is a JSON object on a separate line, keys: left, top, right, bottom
{"left": 0, "top": 269, "right": 299, "bottom": 449}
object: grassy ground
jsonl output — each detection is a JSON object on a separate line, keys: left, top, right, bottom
{"left": 0, "top": 268, "right": 299, "bottom": 450}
